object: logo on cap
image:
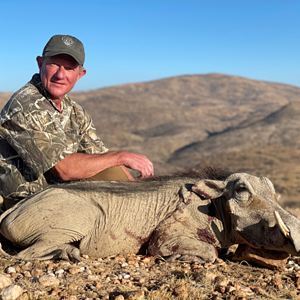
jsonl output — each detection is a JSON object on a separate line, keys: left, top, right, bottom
{"left": 61, "top": 36, "right": 75, "bottom": 47}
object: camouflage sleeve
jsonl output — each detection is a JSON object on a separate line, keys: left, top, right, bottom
{"left": 1, "top": 109, "right": 107, "bottom": 178}
{"left": 77, "top": 120, "right": 109, "bottom": 155}
{"left": 0, "top": 161, "right": 48, "bottom": 199}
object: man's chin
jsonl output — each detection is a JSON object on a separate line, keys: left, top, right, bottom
{"left": 47, "top": 89, "right": 68, "bottom": 101}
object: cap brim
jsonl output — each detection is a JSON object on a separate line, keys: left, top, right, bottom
{"left": 43, "top": 49, "right": 83, "bottom": 66}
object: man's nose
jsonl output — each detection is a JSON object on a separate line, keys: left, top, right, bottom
{"left": 56, "top": 66, "right": 66, "bottom": 78}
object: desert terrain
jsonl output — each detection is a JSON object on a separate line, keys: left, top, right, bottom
{"left": 1, "top": 73, "right": 300, "bottom": 299}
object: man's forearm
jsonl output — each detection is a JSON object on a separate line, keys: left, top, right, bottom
{"left": 51, "top": 151, "right": 154, "bottom": 181}
{"left": 51, "top": 152, "right": 123, "bottom": 181}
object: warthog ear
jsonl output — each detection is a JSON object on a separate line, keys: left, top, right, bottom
{"left": 192, "top": 180, "right": 226, "bottom": 199}
{"left": 179, "top": 185, "right": 194, "bottom": 204}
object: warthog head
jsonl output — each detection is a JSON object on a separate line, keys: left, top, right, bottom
{"left": 192, "top": 173, "right": 300, "bottom": 255}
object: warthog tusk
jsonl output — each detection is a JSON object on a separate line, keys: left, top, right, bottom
{"left": 274, "top": 211, "right": 291, "bottom": 239}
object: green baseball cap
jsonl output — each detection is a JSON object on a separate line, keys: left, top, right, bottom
{"left": 42, "top": 34, "right": 85, "bottom": 66}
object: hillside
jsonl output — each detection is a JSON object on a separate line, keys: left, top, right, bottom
{"left": 70, "top": 74, "right": 300, "bottom": 174}
{"left": 1, "top": 73, "right": 300, "bottom": 203}
{"left": 170, "top": 101, "right": 300, "bottom": 168}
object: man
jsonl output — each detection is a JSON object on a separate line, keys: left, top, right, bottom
{"left": 0, "top": 34, "right": 154, "bottom": 209}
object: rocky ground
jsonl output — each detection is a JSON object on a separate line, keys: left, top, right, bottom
{"left": 1, "top": 250, "right": 300, "bottom": 300}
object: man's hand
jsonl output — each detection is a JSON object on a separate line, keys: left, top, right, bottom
{"left": 117, "top": 151, "right": 154, "bottom": 179}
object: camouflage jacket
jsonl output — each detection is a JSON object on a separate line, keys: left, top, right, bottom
{"left": 0, "top": 74, "right": 108, "bottom": 200}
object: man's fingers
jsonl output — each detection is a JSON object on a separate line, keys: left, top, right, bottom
{"left": 120, "top": 151, "right": 154, "bottom": 179}
{"left": 141, "top": 165, "right": 154, "bottom": 179}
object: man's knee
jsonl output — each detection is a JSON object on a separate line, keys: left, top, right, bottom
{"left": 86, "top": 166, "right": 132, "bottom": 181}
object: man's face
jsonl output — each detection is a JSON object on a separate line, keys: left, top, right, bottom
{"left": 37, "top": 54, "right": 86, "bottom": 101}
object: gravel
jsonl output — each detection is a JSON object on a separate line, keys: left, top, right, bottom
{"left": 0, "top": 252, "right": 299, "bottom": 299}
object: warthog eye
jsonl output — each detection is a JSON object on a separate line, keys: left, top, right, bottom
{"left": 235, "top": 185, "right": 248, "bottom": 193}
{"left": 234, "top": 184, "right": 251, "bottom": 202}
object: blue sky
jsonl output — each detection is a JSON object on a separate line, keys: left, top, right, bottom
{"left": 1, "top": 0, "right": 300, "bottom": 92}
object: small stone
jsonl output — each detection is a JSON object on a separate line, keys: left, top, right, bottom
{"left": 115, "top": 295, "right": 125, "bottom": 300}
{"left": 205, "top": 272, "right": 217, "bottom": 281}
{"left": 95, "top": 282, "right": 102, "bottom": 289}
{"left": 293, "top": 264, "right": 300, "bottom": 271}
{"left": 141, "top": 257, "right": 151, "bottom": 264}
{"left": 240, "top": 286, "right": 254, "bottom": 295}
{"left": 0, "top": 274, "right": 13, "bottom": 289}
{"left": 55, "top": 269, "right": 64, "bottom": 275}
{"left": 126, "top": 290, "right": 145, "bottom": 300}
{"left": 10, "top": 273, "right": 18, "bottom": 280}
{"left": 17, "top": 293, "right": 29, "bottom": 300}
{"left": 211, "top": 292, "right": 222, "bottom": 300}
{"left": 215, "top": 276, "right": 230, "bottom": 293}
{"left": 31, "top": 268, "right": 43, "bottom": 277}
{"left": 173, "top": 285, "right": 188, "bottom": 299}
{"left": 215, "top": 258, "right": 226, "bottom": 265}
{"left": 121, "top": 278, "right": 132, "bottom": 286}
{"left": 0, "top": 284, "right": 23, "bottom": 300}
{"left": 115, "top": 256, "right": 126, "bottom": 263}
{"left": 68, "top": 284, "right": 78, "bottom": 292}
{"left": 20, "top": 265, "right": 29, "bottom": 272}
{"left": 6, "top": 267, "right": 16, "bottom": 274}
{"left": 260, "top": 281, "right": 267, "bottom": 287}
{"left": 51, "top": 288, "right": 60, "bottom": 296}
{"left": 112, "top": 279, "right": 121, "bottom": 284}
{"left": 234, "top": 291, "right": 247, "bottom": 298}
{"left": 271, "top": 278, "right": 282, "bottom": 286}
{"left": 33, "top": 291, "right": 46, "bottom": 297}
{"left": 39, "top": 275, "right": 60, "bottom": 287}
{"left": 226, "top": 286, "right": 236, "bottom": 293}
{"left": 87, "top": 275, "right": 99, "bottom": 281}
{"left": 253, "top": 287, "right": 268, "bottom": 296}
{"left": 59, "top": 291, "right": 68, "bottom": 297}
{"left": 46, "top": 264, "right": 54, "bottom": 271}
{"left": 24, "top": 271, "right": 32, "bottom": 278}
{"left": 68, "top": 267, "right": 84, "bottom": 274}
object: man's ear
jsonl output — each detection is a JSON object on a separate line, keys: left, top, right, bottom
{"left": 77, "top": 68, "right": 86, "bottom": 81}
{"left": 36, "top": 56, "right": 43, "bottom": 71}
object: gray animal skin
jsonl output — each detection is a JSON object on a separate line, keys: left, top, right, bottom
{"left": 0, "top": 168, "right": 300, "bottom": 263}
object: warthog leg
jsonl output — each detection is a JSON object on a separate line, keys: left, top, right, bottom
{"left": 148, "top": 232, "right": 218, "bottom": 263}
{"left": 15, "top": 242, "right": 81, "bottom": 261}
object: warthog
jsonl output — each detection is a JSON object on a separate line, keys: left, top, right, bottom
{"left": 0, "top": 168, "right": 299, "bottom": 263}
